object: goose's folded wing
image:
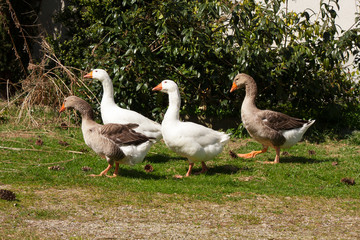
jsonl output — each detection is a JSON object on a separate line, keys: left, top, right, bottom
{"left": 100, "top": 123, "right": 150, "bottom": 145}
{"left": 171, "top": 122, "right": 229, "bottom": 147}
{"left": 260, "top": 110, "right": 308, "bottom": 131}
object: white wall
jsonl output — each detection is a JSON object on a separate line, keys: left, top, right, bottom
{"left": 256, "top": 0, "right": 359, "bottom": 31}
{"left": 286, "top": 0, "right": 359, "bottom": 31}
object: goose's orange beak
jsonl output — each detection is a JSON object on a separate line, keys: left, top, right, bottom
{"left": 230, "top": 82, "right": 238, "bottom": 93}
{"left": 84, "top": 71, "right": 93, "bottom": 79}
{"left": 59, "top": 103, "right": 66, "bottom": 113}
{"left": 152, "top": 83, "right": 162, "bottom": 91}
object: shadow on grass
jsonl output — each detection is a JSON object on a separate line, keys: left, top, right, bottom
{"left": 117, "top": 168, "right": 165, "bottom": 180}
{"left": 204, "top": 164, "right": 253, "bottom": 176}
{"left": 268, "top": 156, "right": 336, "bottom": 164}
{"left": 145, "top": 154, "right": 187, "bottom": 163}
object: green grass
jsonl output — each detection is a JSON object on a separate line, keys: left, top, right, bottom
{"left": 1, "top": 108, "right": 360, "bottom": 238}
{"left": 1, "top": 116, "right": 359, "bottom": 202}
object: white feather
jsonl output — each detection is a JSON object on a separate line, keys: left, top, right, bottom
{"left": 280, "top": 120, "right": 316, "bottom": 148}
{"left": 119, "top": 140, "right": 154, "bottom": 166}
{"left": 89, "top": 69, "right": 162, "bottom": 141}
{"left": 157, "top": 80, "right": 230, "bottom": 163}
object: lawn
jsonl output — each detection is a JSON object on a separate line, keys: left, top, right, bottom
{"left": 1, "top": 106, "right": 360, "bottom": 239}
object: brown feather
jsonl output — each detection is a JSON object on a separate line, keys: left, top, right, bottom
{"left": 124, "top": 123, "right": 140, "bottom": 129}
{"left": 259, "top": 110, "right": 308, "bottom": 131}
{"left": 100, "top": 123, "right": 152, "bottom": 146}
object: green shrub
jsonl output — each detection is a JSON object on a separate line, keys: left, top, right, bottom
{"left": 50, "top": 0, "right": 360, "bottom": 133}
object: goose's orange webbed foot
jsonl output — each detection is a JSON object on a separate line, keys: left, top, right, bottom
{"left": 88, "top": 164, "right": 112, "bottom": 177}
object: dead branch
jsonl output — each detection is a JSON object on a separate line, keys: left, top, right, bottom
{"left": 5, "top": 0, "right": 33, "bottom": 65}
{"left": 0, "top": 7, "right": 26, "bottom": 73}
{"left": 0, "top": 145, "right": 84, "bottom": 154}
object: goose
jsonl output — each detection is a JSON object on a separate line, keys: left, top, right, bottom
{"left": 59, "top": 96, "right": 155, "bottom": 177}
{"left": 84, "top": 69, "right": 162, "bottom": 141}
{"left": 230, "top": 73, "right": 315, "bottom": 164}
{"left": 152, "top": 80, "right": 230, "bottom": 178}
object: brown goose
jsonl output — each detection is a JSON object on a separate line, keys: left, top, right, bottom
{"left": 59, "top": 96, "right": 154, "bottom": 177}
{"left": 230, "top": 73, "right": 315, "bottom": 164}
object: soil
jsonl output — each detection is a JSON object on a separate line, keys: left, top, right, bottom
{"left": 2, "top": 187, "right": 360, "bottom": 239}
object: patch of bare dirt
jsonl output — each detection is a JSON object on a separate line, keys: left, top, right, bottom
{"left": 2, "top": 188, "right": 360, "bottom": 239}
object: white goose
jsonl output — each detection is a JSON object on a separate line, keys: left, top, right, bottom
{"left": 59, "top": 96, "right": 154, "bottom": 177}
{"left": 152, "top": 80, "right": 230, "bottom": 178}
{"left": 84, "top": 69, "right": 162, "bottom": 141}
{"left": 230, "top": 73, "right": 315, "bottom": 163}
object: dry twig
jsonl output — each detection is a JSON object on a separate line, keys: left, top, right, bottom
{"left": 0, "top": 145, "right": 84, "bottom": 154}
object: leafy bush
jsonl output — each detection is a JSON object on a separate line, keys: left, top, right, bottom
{"left": 51, "top": 0, "right": 236, "bottom": 123}
{"left": 228, "top": 0, "right": 360, "bottom": 129}
{"left": 50, "top": 0, "right": 360, "bottom": 132}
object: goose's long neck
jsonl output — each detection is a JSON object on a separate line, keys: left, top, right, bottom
{"left": 242, "top": 78, "right": 258, "bottom": 111}
{"left": 76, "top": 104, "right": 95, "bottom": 122}
{"left": 75, "top": 104, "right": 97, "bottom": 132}
{"left": 164, "top": 89, "right": 181, "bottom": 123}
{"left": 101, "top": 76, "right": 115, "bottom": 105}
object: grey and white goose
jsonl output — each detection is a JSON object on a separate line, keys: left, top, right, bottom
{"left": 59, "top": 96, "right": 154, "bottom": 177}
{"left": 230, "top": 73, "right": 315, "bottom": 164}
